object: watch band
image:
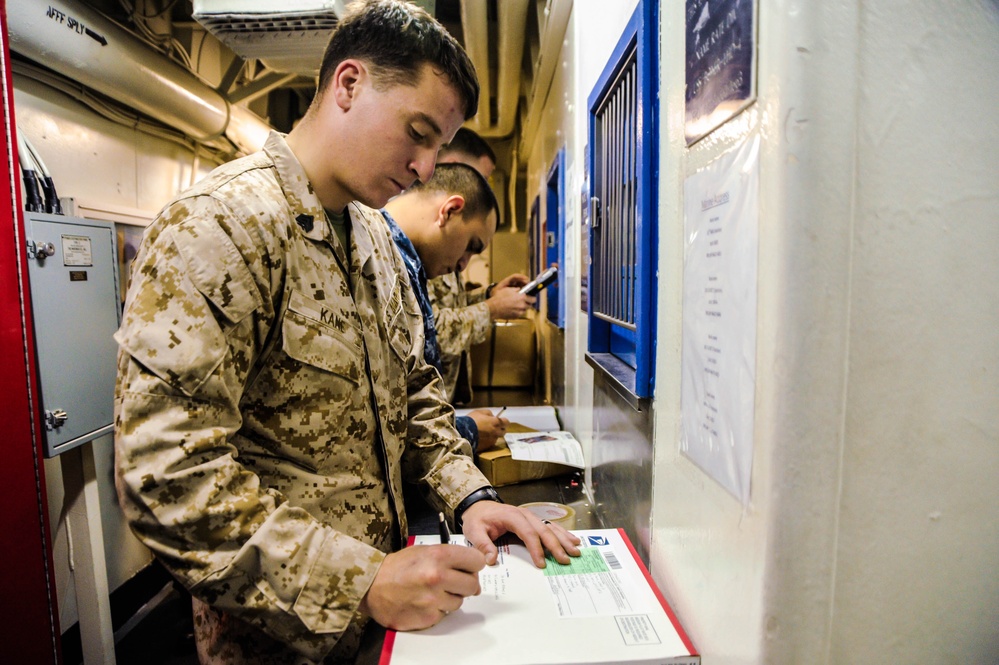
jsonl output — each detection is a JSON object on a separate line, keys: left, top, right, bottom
{"left": 454, "top": 486, "right": 503, "bottom": 530}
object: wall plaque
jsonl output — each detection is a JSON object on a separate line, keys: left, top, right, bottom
{"left": 685, "top": 0, "right": 756, "bottom": 145}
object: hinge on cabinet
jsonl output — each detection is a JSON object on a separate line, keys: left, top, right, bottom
{"left": 590, "top": 197, "right": 601, "bottom": 229}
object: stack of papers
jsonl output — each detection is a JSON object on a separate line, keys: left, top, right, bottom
{"left": 380, "top": 528, "right": 699, "bottom": 665}
{"left": 456, "top": 405, "right": 560, "bottom": 432}
{"left": 455, "top": 406, "right": 583, "bottom": 468}
{"left": 503, "top": 430, "right": 585, "bottom": 468}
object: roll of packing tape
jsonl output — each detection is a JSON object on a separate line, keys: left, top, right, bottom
{"left": 519, "top": 501, "right": 576, "bottom": 529}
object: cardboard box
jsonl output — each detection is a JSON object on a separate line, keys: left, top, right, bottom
{"left": 470, "top": 318, "right": 536, "bottom": 388}
{"left": 475, "top": 422, "right": 577, "bottom": 486}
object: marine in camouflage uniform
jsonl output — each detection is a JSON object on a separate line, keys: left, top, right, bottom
{"left": 114, "top": 132, "right": 490, "bottom": 663}
{"left": 427, "top": 271, "right": 491, "bottom": 405}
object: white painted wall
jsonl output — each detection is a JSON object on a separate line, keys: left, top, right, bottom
{"left": 830, "top": 1, "right": 999, "bottom": 660}
{"left": 645, "top": 0, "right": 999, "bottom": 663}
{"left": 14, "top": 76, "right": 219, "bottom": 629}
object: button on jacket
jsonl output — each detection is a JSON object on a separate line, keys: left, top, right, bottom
{"left": 114, "top": 132, "right": 489, "bottom": 663}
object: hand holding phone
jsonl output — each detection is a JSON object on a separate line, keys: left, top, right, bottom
{"left": 519, "top": 266, "right": 558, "bottom": 296}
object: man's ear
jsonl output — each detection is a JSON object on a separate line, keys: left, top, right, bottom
{"left": 331, "top": 59, "right": 365, "bottom": 111}
{"left": 437, "top": 195, "right": 466, "bottom": 227}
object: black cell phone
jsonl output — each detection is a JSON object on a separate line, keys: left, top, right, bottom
{"left": 519, "top": 266, "right": 558, "bottom": 295}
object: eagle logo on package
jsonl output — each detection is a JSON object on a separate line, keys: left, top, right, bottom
{"left": 587, "top": 535, "right": 610, "bottom": 546}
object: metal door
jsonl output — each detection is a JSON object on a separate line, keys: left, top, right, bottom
{"left": 25, "top": 213, "right": 120, "bottom": 457}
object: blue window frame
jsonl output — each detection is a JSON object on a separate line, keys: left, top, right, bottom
{"left": 586, "top": 0, "right": 658, "bottom": 403}
{"left": 545, "top": 148, "right": 566, "bottom": 328}
{"left": 528, "top": 195, "right": 542, "bottom": 311}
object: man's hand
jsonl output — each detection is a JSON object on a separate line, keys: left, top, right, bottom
{"left": 359, "top": 544, "right": 486, "bottom": 631}
{"left": 494, "top": 273, "right": 530, "bottom": 290}
{"left": 460, "top": 501, "right": 581, "bottom": 568}
{"left": 487, "top": 287, "right": 535, "bottom": 319}
{"left": 467, "top": 409, "right": 508, "bottom": 452}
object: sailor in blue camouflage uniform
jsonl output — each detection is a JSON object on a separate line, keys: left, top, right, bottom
{"left": 430, "top": 131, "right": 536, "bottom": 405}
{"left": 384, "top": 215, "right": 481, "bottom": 450}
{"left": 113, "top": 3, "right": 580, "bottom": 664}
{"left": 383, "top": 163, "right": 508, "bottom": 454}
{"left": 382, "top": 163, "right": 509, "bottom": 534}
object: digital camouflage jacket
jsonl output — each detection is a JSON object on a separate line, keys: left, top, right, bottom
{"left": 114, "top": 132, "right": 489, "bottom": 664}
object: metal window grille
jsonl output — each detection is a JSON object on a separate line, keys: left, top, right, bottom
{"left": 591, "top": 47, "right": 638, "bottom": 331}
{"left": 586, "top": 0, "right": 656, "bottom": 400}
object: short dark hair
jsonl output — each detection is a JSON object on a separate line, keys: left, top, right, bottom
{"left": 439, "top": 127, "right": 496, "bottom": 165}
{"left": 409, "top": 163, "right": 499, "bottom": 229}
{"left": 317, "top": 0, "right": 479, "bottom": 120}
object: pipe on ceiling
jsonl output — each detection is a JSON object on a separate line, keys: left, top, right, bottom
{"left": 459, "top": 0, "right": 491, "bottom": 127}
{"left": 517, "top": 0, "right": 572, "bottom": 157}
{"left": 7, "top": 0, "right": 271, "bottom": 155}
{"left": 461, "top": 0, "right": 529, "bottom": 139}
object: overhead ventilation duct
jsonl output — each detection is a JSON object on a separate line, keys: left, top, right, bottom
{"left": 518, "top": 0, "right": 572, "bottom": 156}
{"left": 460, "top": 0, "right": 490, "bottom": 129}
{"left": 461, "top": 0, "right": 529, "bottom": 139}
{"left": 7, "top": 0, "right": 271, "bottom": 155}
{"left": 193, "top": 0, "right": 347, "bottom": 75}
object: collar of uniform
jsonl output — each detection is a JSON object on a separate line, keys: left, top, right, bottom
{"left": 380, "top": 210, "right": 425, "bottom": 280}
{"left": 262, "top": 131, "right": 328, "bottom": 243}
{"left": 346, "top": 202, "right": 379, "bottom": 276}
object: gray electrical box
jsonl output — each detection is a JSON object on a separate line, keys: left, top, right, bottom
{"left": 25, "top": 213, "right": 121, "bottom": 457}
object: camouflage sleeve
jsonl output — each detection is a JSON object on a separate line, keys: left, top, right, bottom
{"left": 113, "top": 198, "right": 383, "bottom": 660}
{"left": 427, "top": 275, "right": 492, "bottom": 357}
{"left": 385, "top": 253, "right": 490, "bottom": 520}
{"left": 465, "top": 287, "right": 488, "bottom": 306}
{"left": 399, "top": 356, "right": 489, "bottom": 523}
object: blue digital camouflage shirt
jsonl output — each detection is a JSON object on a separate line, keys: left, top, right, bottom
{"left": 383, "top": 210, "right": 480, "bottom": 450}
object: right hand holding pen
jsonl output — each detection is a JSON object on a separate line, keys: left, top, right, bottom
{"left": 467, "top": 409, "right": 508, "bottom": 452}
{"left": 487, "top": 286, "right": 535, "bottom": 319}
{"left": 359, "top": 543, "right": 486, "bottom": 630}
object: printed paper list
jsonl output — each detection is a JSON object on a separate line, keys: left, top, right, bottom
{"left": 681, "top": 135, "right": 760, "bottom": 505}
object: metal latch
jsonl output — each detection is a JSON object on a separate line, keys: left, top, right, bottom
{"left": 45, "top": 409, "right": 69, "bottom": 430}
{"left": 26, "top": 238, "right": 56, "bottom": 262}
{"left": 589, "top": 196, "right": 601, "bottom": 229}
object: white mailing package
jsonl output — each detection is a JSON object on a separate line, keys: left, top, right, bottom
{"left": 380, "top": 528, "right": 699, "bottom": 665}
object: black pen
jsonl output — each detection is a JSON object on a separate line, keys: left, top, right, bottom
{"left": 438, "top": 511, "right": 451, "bottom": 544}
{"left": 496, "top": 406, "right": 507, "bottom": 417}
